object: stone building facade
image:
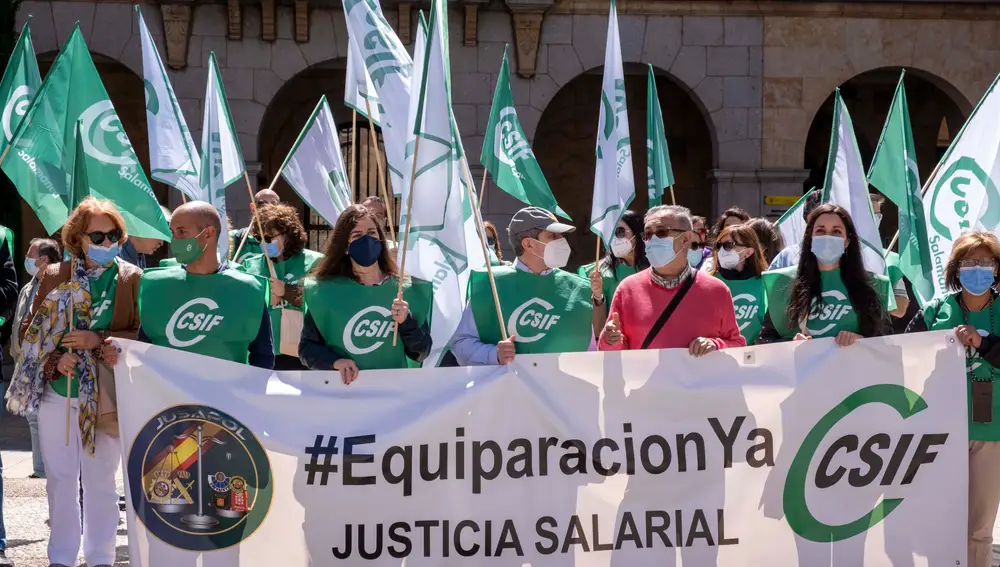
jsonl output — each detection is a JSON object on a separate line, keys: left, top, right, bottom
{"left": 10, "top": 0, "right": 998, "bottom": 264}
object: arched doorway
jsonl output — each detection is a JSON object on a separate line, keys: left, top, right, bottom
{"left": 533, "top": 65, "right": 715, "bottom": 268}
{"left": 803, "top": 67, "right": 968, "bottom": 245}
{"left": 258, "top": 59, "right": 392, "bottom": 250}
{"left": 15, "top": 52, "right": 163, "bottom": 257}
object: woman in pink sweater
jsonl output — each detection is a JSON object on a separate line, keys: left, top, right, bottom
{"left": 599, "top": 205, "right": 746, "bottom": 354}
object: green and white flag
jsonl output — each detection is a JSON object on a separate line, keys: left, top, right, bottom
{"left": 0, "top": 19, "right": 40, "bottom": 149}
{"left": 200, "top": 52, "right": 246, "bottom": 261}
{"left": 591, "top": 0, "right": 634, "bottom": 246}
{"left": 868, "top": 70, "right": 934, "bottom": 307}
{"left": 2, "top": 25, "right": 169, "bottom": 240}
{"left": 342, "top": 0, "right": 412, "bottom": 195}
{"left": 480, "top": 45, "right": 568, "bottom": 219}
{"left": 824, "top": 90, "right": 886, "bottom": 275}
{"left": 69, "top": 120, "right": 90, "bottom": 205}
{"left": 776, "top": 188, "right": 816, "bottom": 252}
{"left": 646, "top": 64, "right": 673, "bottom": 207}
{"left": 137, "top": 5, "right": 201, "bottom": 201}
{"left": 280, "top": 95, "right": 352, "bottom": 226}
{"left": 344, "top": 30, "right": 383, "bottom": 128}
{"left": 402, "top": 0, "right": 485, "bottom": 366}
{"left": 923, "top": 74, "right": 1000, "bottom": 301}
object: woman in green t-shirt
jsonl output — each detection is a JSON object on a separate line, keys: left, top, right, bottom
{"left": 580, "top": 210, "right": 649, "bottom": 336}
{"left": 758, "top": 203, "right": 889, "bottom": 345}
{"left": 299, "top": 205, "right": 433, "bottom": 381}
{"left": 709, "top": 223, "right": 769, "bottom": 345}
{"left": 905, "top": 230, "right": 1000, "bottom": 567}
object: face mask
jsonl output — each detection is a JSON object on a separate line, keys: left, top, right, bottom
{"left": 349, "top": 234, "right": 383, "bottom": 267}
{"left": 170, "top": 229, "right": 207, "bottom": 265}
{"left": 610, "top": 237, "right": 633, "bottom": 259}
{"left": 646, "top": 236, "right": 678, "bottom": 268}
{"left": 718, "top": 249, "right": 743, "bottom": 270}
{"left": 874, "top": 213, "right": 883, "bottom": 227}
{"left": 687, "top": 248, "right": 703, "bottom": 267}
{"left": 263, "top": 240, "right": 281, "bottom": 258}
{"left": 86, "top": 242, "right": 118, "bottom": 266}
{"left": 24, "top": 258, "right": 38, "bottom": 277}
{"left": 540, "top": 238, "right": 571, "bottom": 269}
{"left": 811, "top": 235, "right": 846, "bottom": 266}
{"left": 960, "top": 266, "right": 995, "bottom": 296}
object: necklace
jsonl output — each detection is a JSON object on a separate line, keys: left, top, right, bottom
{"left": 959, "top": 295, "right": 995, "bottom": 383}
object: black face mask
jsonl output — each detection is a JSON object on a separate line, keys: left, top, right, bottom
{"left": 348, "top": 235, "right": 383, "bottom": 267}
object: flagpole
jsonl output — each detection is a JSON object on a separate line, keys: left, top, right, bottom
{"left": 242, "top": 172, "right": 277, "bottom": 279}
{"left": 478, "top": 170, "right": 489, "bottom": 205}
{"left": 881, "top": 160, "right": 942, "bottom": 258}
{"left": 460, "top": 158, "right": 508, "bottom": 341}
{"left": 0, "top": 142, "right": 11, "bottom": 168}
{"left": 595, "top": 236, "right": 601, "bottom": 265}
{"left": 66, "top": 295, "right": 74, "bottom": 447}
{"left": 350, "top": 110, "right": 358, "bottom": 195}
{"left": 392, "top": 137, "right": 422, "bottom": 347}
{"left": 669, "top": 185, "right": 676, "bottom": 206}
{"left": 363, "top": 99, "right": 397, "bottom": 243}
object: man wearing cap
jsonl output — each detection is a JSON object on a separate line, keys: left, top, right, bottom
{"left": 451, "top": 206, "right": 593, "bottom": 365}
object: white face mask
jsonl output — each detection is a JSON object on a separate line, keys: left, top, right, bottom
{"left": 610, "top": 237, "right": 633, "bottom": 259}
{"left": 717, "top": 249, "right": 743, "bottom": 270}
{"left": 540, "top": 238, "right": 571, "bottom": 269}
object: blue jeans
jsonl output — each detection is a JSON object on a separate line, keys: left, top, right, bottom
{"left": 27, "top": 412, "right": 43, "bottom": 477}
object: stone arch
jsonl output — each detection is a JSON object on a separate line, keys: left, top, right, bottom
{"left": 533, "top": 64, "right": 716, "bottom": 268}
{"left": 802, "top": 66, "right": 968, "bottom": 243}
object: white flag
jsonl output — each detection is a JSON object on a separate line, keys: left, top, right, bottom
{"left": 926, "top": 74, "right": 1000, "bottom": 301}
{"left": 777, "top": 188, "right": 816, "bottom": 251}
{"left": 280, "top": 96, "right": 352, "bottom": 226}
{"left": 591, "top": 0, "right": 634, "bottom": 246}
{"left": 402, "top": 0, "right": 485, "bottom": 367}
{"left": 825, "top": 90, "right": 886, "bottom": 276}
{"left": 342, "top": 0, "right": 412, "bottom": 196}
{"left": 200, "top": 52, "right": 246, "bottom": 261}
{"left": 137, "top": 6, "right": 201, "bottom": 201}
{"left": 344, "top": 31, "right": 383, "bottom": 129}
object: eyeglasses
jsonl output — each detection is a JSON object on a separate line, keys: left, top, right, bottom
{"left": 614, "top": 227, "right": 632, "bottom": 239}
{"left": 643, "top": 228, "right": 687, "bottom": 240}
{"left": 960, "top": 258, "right": 998, "bottom": 269}
{"left": 262, "top": 234, "right": 282, "bottom": 244}
{"left": 716, "top": 241, "right": 746, "bottom": 251}
{"left": 85, "top": 230, "right": 121, "bottom": 245}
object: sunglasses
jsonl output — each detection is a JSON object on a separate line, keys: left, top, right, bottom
{"left": 716, "top": 241, "right": 746, "bottom": 251}
{"left": 262, "top": 234, "right": 282, "bottom": 244}
{"left": 643, "top": 228, "right": 687, "bottom": 240}
{"left": 86, "top": 230, "right": 122, "bottom": 245}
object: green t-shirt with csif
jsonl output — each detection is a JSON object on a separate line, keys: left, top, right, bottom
{"left": 715, "top": 274, "right": 766, "bottom": 345}
{"left": 469, "top": 266, "right": 592, "bottom": 355}
{"left": 242, "top": 249, "right": 323, "bottom": 354}
{"left": 138, "top": 267, "right": 268, "bottom": 364}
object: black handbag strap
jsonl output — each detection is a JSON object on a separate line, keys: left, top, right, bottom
{"left": 640, "top": 270, "right": 697, "bottom": 350}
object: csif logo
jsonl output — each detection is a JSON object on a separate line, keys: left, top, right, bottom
{"left": 166, "top": 298, "right": 225, "bottom": 348}
{"left": 783, "top": 385, "right": 948, "bottom": 542}
{"left": 805, "top": 290, "right": 852, "bottom": 336}
{"left": 79, "top": 100, "right": 135, "bottom": 166}
{"left": 2, "top": 85, "right": 32, "bottom": 141}
{"left": 600, "top": 79, "right": 627, "bottom": 140}
{"left": 343, "top": 305, "right": 394, "bottom": 355}
{"left": 731, "top": 293, "right": 759, "bottom": 332}
{"left": 507, "top": 298, "right": 559, "bottom": 343}
{"left": 494, "top": 107, "right": 531, "bottom": 169}
{"left": 928, "top": 157, "right": 1000, "bottom": 241}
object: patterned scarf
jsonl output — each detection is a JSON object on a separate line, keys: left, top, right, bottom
{"left": 7, "top": 256, "right": 108, "bottom": 455}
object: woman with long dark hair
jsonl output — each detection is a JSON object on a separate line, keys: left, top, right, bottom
{"left": 709, "top": 223, "right": 769, "bottom": 345}
{"left": 578, "top": 210, "right": 649, "bottom": 335}
{"left": 758, "top": 203, "right": 891, "bottom": 345}
{"left": 298, "top": 205, "right": 433, "bottom": 380}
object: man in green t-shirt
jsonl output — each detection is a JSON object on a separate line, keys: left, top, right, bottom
{"left": 451, "top": 207, "right": 594, "bottom": 365}
{"left": 137, "top": 202, "right": 274, "bottom": 368}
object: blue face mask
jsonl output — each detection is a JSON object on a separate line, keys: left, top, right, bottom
{"left": 86, "top": 242, "right": 119, "bottom": 266}
{"left": 645, "top": 236, "right": 678, "bottom": 268}
{"left": 960, "top": 266, "right": 995, "bottom": 296}
{"left": 811, "top": 235, "right": 845, "bottom": 266}
{"left": 23, "top": 258, "right": 38, "bottom": 277}
{"left": 262, "top": 240, "right": 281, "bottom": 258}
{"left": 348, "top": 235, "right": 383, "bottom": 267}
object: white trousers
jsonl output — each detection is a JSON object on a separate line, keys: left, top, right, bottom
{"left": 38, "top": 391, "right": 120, "bottom": 566}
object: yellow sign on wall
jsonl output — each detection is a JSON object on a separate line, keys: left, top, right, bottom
{"left": 764, "top": 195, "right": 800, "bottom": 206}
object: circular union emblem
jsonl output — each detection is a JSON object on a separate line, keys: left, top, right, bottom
{"left": 127, "top": 404, "right": 272, "bottom": 551}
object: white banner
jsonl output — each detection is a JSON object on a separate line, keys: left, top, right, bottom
{"left": 115, "top": 331, "right": 967, "bottom": 566}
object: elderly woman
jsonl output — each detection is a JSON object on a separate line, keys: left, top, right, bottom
{"left": 905, "top": 231, "right": 1000, "bottom": 567}
{"left": 9, "top": 197, "right": 141, "bottom": 567}
{"left": 243, "top": 203, "right": 322, "bottom": 370}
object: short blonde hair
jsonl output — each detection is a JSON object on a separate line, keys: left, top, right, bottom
{"left": 62, "top": 197, "right": 128, "bottom": 257}
{"left": 946, "top": 230, "right": 1000, "bottom": 291}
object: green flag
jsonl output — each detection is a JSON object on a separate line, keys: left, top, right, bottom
{"left": 69, "top": 120, "right": 89, "bottom": 206}
{"left": 0, "top": 19, "right": 41, "bottom": 149}
{"left": 480, "top": 45, "right": 568, "bottom": 219}
{"left": 868, "top": 70, "right": 934, "bottom": 306}
{"left": 1, "top": 25, "right": 169, "bottom": 240}
{"left": 646, "top": 64, "right": 673, "bottom": 207}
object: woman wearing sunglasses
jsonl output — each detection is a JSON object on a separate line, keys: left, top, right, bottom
{"left": 708, "top": 224, "right": 769, "bottom": 345}
{"left": 242, "top": 203, "right": 323, "bottom": 370}
{"left": 10, "top": 197, "right": 140, "bottom": 567}
{"left": 578, "top": 210, "right": 648, "bottom": 335}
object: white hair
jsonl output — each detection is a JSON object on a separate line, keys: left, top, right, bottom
{"left": 646, "top": 205, "right": 693, "bottom": 230}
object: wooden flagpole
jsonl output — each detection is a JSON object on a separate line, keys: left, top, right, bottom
{"left": 392, "top": 137, "right": 422, "bottom": 347}
{"left": 596, "top": 235, "right": 601, "bottom": 264}
{"left": 363, "top": 99, "right": 397, "bottom": 243}
{"left": 460, "top": 158, "right": 507, "bottom": 341}
{"left": 669, "top": 185, "right": 677, "bottom": 206}
{"left": 478, "top": 170, "right": 489, "bottom": 205}
{"left": 350, "top": 110, "right": 358, "bottom": 196}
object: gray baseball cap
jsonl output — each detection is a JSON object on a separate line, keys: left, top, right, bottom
{"left": 507, "top": 206, "right": 575, "bottom": 236}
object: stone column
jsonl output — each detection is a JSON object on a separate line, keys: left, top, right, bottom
{"left": 709, "top": 167, "right": 810, "bottom": 220}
